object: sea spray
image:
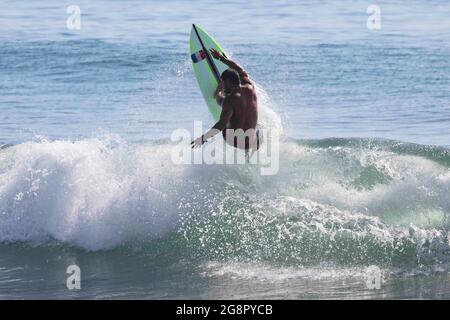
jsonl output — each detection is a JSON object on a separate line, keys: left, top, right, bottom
{"left": 0, "top": 136, "right": 448, "bottom": 272}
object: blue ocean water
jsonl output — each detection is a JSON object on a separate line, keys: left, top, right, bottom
{"left": 0, "top": 0, "right": 449, "bottom": 299}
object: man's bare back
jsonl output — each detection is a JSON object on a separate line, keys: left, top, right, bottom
{"left": 191, "top": 48, "right": 259, "bottom": 151}
{"left": 221, "top": 82, "right": 258, "bottom": 150}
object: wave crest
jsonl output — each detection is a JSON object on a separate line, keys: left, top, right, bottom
{"left": 0, "top": 136, "right": 448, "bottom": 271}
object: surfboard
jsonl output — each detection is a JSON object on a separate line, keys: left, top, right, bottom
{"left": 189, "top": 24, "right": 230, "bottom": 121}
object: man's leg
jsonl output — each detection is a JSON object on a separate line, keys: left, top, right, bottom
{"left": 247, "top": 129, "right": 261, "bottom": 160}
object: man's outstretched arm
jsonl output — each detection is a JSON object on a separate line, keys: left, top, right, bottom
{"left": 210, "top": 48, "right": 252, "bottom": 85}
{"left": 191, "top": 97, "right": 234, "bottom": 148}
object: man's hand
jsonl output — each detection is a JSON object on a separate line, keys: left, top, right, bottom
{"left": 191, "top": 136, "right": 205, "bottom": 149}
{"left": 210, "top": 48, "right": 222, "bottom": 60}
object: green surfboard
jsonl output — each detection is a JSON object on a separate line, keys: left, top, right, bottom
{"left": 189, "top": 24, "right": 229, "bottom": 121}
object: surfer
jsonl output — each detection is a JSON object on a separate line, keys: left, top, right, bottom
{"left": 191, "top": 48, "right": 259, "bottom": 155}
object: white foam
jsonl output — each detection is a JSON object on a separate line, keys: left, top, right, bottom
{"left": 0, "top": 137, "right": 183, "bottom": 250}
{"left": 201, "top": 261, "right": 377, "bottom": 282}
{"left": 0, "top": 135, "right": 448, "bottom": 256}
{"left": 255, "top": 84, "right": 283, "bottom": 135}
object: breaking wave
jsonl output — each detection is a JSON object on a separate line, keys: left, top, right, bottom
{"left": 0, "top": 135, "right": 449, "bottom": 273}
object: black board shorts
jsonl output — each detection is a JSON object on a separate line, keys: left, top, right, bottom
{"left": 222, "top": 127, "right": 261, "bottom": 150}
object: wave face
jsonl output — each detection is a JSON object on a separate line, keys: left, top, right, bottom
{"left": 0, "top": 136, "right": 449, "bottom": 272}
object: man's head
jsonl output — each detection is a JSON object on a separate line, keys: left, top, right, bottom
{"left": 221, "top": 69, "right": 240, "bottom": 92}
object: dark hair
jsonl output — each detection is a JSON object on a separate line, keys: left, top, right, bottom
{"left": 221, "top": 69, "right": 240, "bottom": 85}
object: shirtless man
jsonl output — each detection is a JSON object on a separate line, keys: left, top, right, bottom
{"left": 191, "top": 48, "right": 259, "bottom": 153}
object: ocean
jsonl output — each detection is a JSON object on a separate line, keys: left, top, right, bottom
{"left": 0, "top": 0, "right": 449, "bottom": 299}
